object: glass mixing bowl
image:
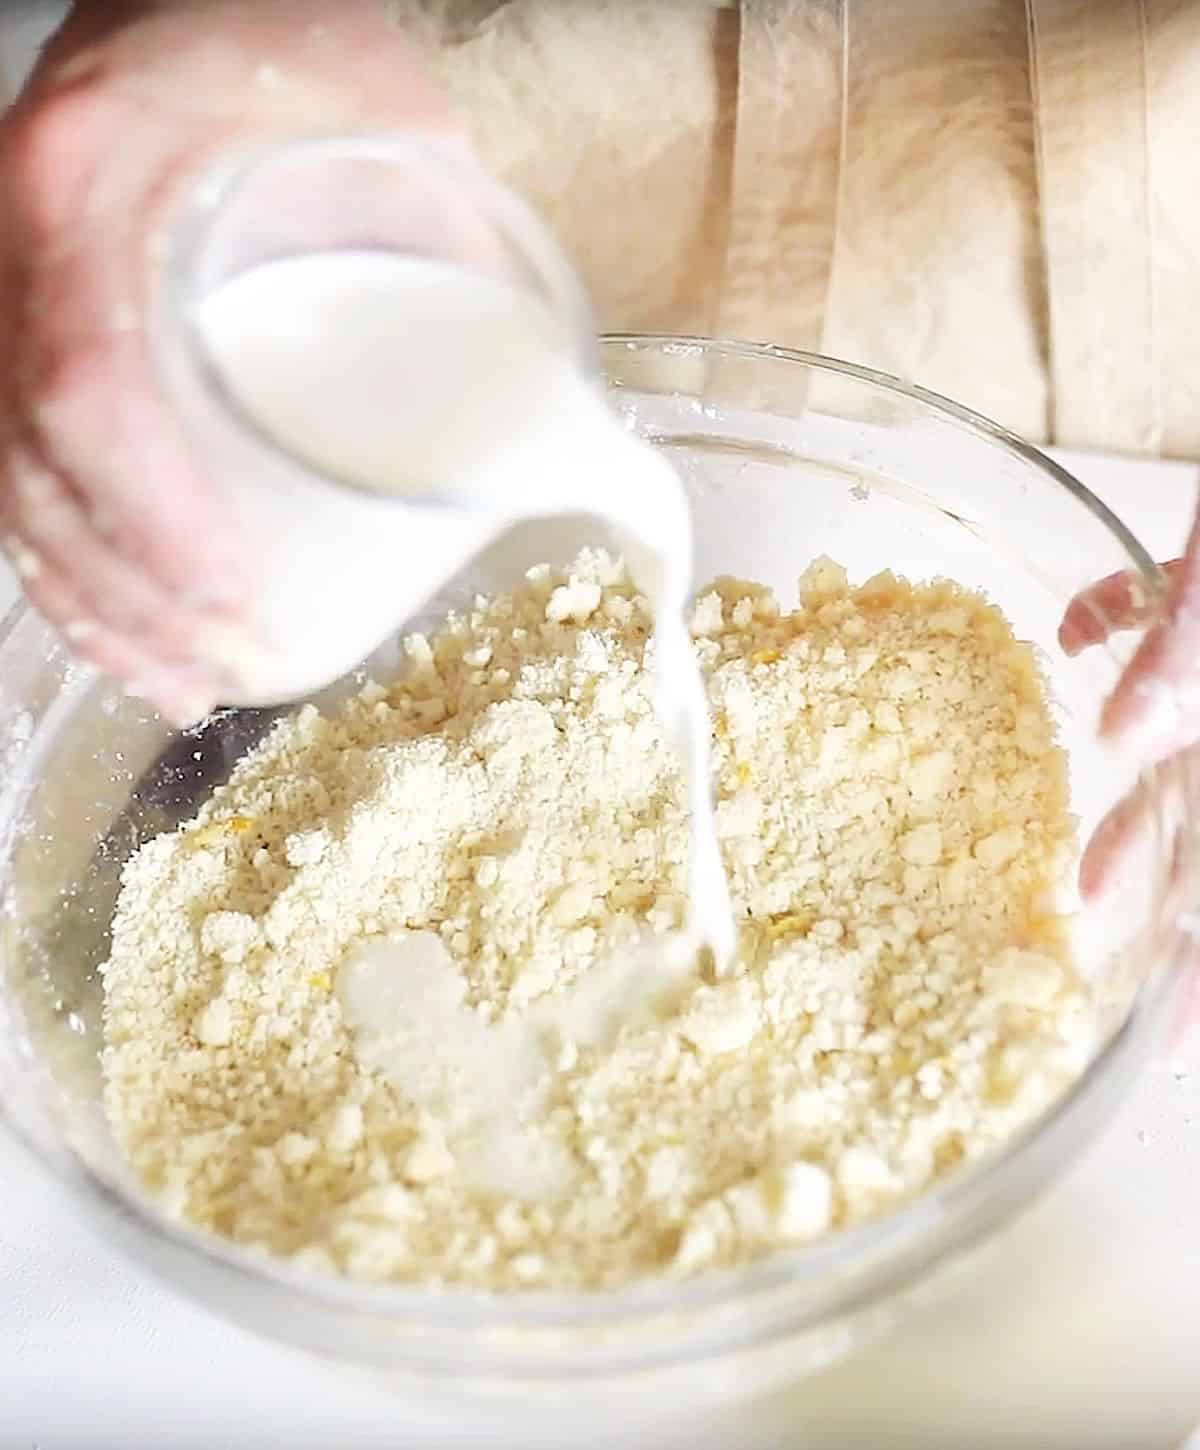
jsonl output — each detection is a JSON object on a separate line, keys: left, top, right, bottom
{"left": 0, "top": 339, "right": 1194, "bottom": 1428}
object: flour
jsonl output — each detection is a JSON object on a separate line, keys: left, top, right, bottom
{"left": 101, "top": 552, "right": 1093, "bottom": 1290}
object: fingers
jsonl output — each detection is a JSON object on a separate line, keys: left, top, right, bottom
{"left": 1068, "top": 549, "right": 1199, "bottom": 895}
{"left": 1099, "top": 521, "right": 1200, "bottom": 762}
{"left": 1059, "top": 538, "right": 1200, "bottom": 764}
{"left": 0, "top": 402, "right": 245, "bottom": 722}
{"left": 1078, "top": 750, "right": 1194, "bottom": 910}
{"left": 19, "top": 320, "right": 249, "bottom": 609}
{"left": 1081, "top": 755, "right": 1200, "bottom": 1056}
{"left": 2, "top": 434, "right": 212, "bottom": 647}
{"left": 1058, "top": 560, "right": 1181, "bottom": 656}
{"left": 0, "top": 326, "right": 245, "bottom": 721}
{"left": 1078, "top": 783, "right": 1151, "bottom": 901}
{"left": 6, "top": 534, "right": 223, "bottom": 725}
{"left": 1061, "top": 533, "right": 1200, "bottom": 897}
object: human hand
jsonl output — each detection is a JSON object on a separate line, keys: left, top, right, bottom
{"left": 0, "top": 0, "right": 460, "bottom": 723}
{"left": 1059, "top": 525, "right": 1197, "bottom": 901}
{"left": 1061, "top": 530, "right": 1200, "bottom": 1040}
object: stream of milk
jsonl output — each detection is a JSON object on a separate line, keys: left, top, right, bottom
{"left": 193, "top": 252, "right": 734, "bottom": 965}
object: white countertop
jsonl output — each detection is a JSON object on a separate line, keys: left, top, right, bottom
{"left": 1, "top": 450, "right": 1198, "bottom": 1449}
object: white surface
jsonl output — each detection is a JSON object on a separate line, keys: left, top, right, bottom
{"left": 1, "top": 449, "right": 1199, "bottom": 1449}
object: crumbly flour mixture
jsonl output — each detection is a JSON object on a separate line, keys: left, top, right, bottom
{"left": 102, "top": 552, "right": 1092, "bottom": 1290}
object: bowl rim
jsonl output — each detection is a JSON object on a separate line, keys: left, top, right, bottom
{"left": 603, "top": 333, "right": 1160, "bottom": 588}
{"left": 0, "top": 334, "right": 1179, "bottom": 1364}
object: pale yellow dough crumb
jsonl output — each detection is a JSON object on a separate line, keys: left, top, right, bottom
{"left": 101, "top": 552, "right": 1091, "bottom": 1291}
